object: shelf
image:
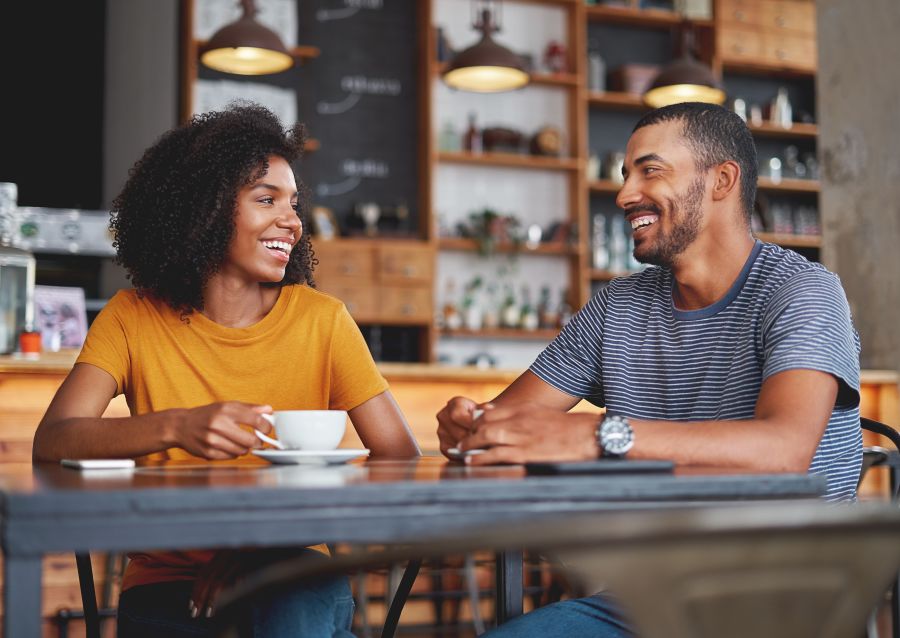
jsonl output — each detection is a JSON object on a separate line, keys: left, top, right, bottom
{"left": 433, "top": 62, "right": 578, "bottom": 88}
{"left": 437, "top": 151, "right": 580, "bottom": 172}
{"left": 748, "top": 122, "right": 818, "bottom": 139}
{"left": 585, "top": 5, "right": 712, "bottom": 29}
{"left": 439, "top": 238, "right": 578, "bottom": 256}
{"left": 722, "top": 61, "right": 815, "bottom": 79}
{"left": 441, "top": 328, "right": 560, "bottom": 341}
{"left": 589, "top": 179, "right": 622, "bottom": 194}
{"left": 593, "top": 178, "right": 818, "bottom": 196}
{"left": 194, "top": 40, "right": 321, "bottom": 63}
{"left": 586, "top": 90, "right": 646, "bottom": 110}
{"left": 755, "top": 232, "right": 822, "bottom": 249}
{"left": 590, "top": 268, "right": 634, "bottom": 281}
{"left": 758, "top": 177, "right": 820, "bottom": 193}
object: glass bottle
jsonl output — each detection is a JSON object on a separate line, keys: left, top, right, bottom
{"left": 557, "top": 289, "right": 574, "bottom": 329}
{"left": 588, "top": 48, "right": 606, "bottom": 92}
{"left": 592, "top": 213, "right": 609, "bottom": 270}
{"left": 608, "top": 216, "right": 628, "bottom": 273}
{"left": 442, "top": 279, "right": 462, "bottom": 330}
{"left": 463, "top": 112, "right": 482, "bottom": 154}
{"left": 520, "top": 285, "right": 539, "bottom": 331}
{"left": 438, "top": 120, "right": 461, "bottom": 152}
{"left": 501, "top": 285, "right": 520, "bottom": 329}
{"left": 538, "top": 285, "right": 558, "bottom": 329}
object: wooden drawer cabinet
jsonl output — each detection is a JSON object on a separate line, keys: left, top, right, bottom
{"left": 717, "top": 0, "right": 816, "bottom": 71}
{"left": 312, "top": 239, "right": 434, "bottom": 325}
{"left": 378, "top": 242, "right": 434, "bottom": 284}
{"left": 323, "top": 283, "right": 379, "bottom": 322}
{"left": 381, "top": 286, "right": 433, "bottom": 324}
{"left": 719, "top": 0, "right": 814, "bottom": 32}
{"left": 313, "top": 243, "right": 375, "bottom": 281}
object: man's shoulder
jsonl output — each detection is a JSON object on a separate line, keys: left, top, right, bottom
{"left": 754, "top": 242, "right": 844, "bottom": 296}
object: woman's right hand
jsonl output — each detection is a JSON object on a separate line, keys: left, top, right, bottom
{"left": 173, "top": 402, "right": 273, "bottom": 460}
{"left": 436, "top": 396, "right": 482, "bottom": 458}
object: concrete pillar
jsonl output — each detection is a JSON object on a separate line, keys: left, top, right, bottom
{"left": 817, "top": 0, "right": 900, "bottom": 372}
{"left": 103, "top": 0, "right": 179, "bottom": 207}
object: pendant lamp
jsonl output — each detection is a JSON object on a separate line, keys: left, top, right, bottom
{"left": 201, "top": 0, "right": 293, "bottom": 76}
{"left": 643, "top": 26, "right": 725, "bottom": 109}
{"left": 443, "top": 1, "right": 530, "bottom": 93}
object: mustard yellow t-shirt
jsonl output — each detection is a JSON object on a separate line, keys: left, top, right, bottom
{"left": 76, "top": 284, "right": 389, "bottom": 589}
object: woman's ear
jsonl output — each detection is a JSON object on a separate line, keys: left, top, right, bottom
{"left": 711, "top": 160, "right": 741, "bottom": 203}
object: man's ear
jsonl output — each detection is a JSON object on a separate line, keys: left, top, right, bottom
{"left": 711, "top": 161, "right": 741, "bottom": 203}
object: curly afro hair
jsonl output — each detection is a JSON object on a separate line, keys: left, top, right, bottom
{"left": 111, "top": 102, "right": 316, "bottom": 315}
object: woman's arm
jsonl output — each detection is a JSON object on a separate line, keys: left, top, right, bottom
{"left": 32, "top": 363, "right": 273, "bottom": 462}
{"left": 348, "top": 390, "right": 420, "bottom": 457}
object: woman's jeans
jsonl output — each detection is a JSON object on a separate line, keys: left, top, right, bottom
{"left": 484, "top": 593, "right": 634, "bottom": 638}
{"left": 117, "top": 571, "right": 354, "bottom": 637}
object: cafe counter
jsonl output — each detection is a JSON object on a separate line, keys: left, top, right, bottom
{"left": 1, "top": 350, "right": 898, "bottom": 459}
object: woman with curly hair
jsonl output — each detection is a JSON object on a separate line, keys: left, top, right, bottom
{"left": 33, "top": 102, "right": 420, "bottom": 637}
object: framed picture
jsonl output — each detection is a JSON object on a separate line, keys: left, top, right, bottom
{"left": 33, "top": 285, "right": 88, "bottom": 352}
{"left": 311, "top": 206, "right": 339, "bottom": 240}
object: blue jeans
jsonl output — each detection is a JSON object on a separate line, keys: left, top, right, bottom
{"left": 484, "top": 594, "right": 634, "bottom": 638}
{"left": 117, "top": 567, "right": 355, "bottom": 637}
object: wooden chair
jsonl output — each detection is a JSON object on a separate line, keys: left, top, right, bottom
{"left": 212, "top": 501, "right": 900, "bottom": 638}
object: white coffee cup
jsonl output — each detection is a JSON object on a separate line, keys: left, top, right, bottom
{"left": 259, "top": 410, "right": 347, "bottom": 451}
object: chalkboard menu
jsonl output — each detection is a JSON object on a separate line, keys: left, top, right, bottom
{"left": 197, "top": 0, "right": 420, "bottom": 236}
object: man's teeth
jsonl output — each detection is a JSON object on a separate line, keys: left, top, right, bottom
{"left": 630, "top": 216, "right": 657, "bottom": 230}
{"left": 263, "top": 240, "right": 292, "bottom": 253}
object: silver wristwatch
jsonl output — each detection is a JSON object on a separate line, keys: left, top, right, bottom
{"left": 596, "top": 414, "right": 634, "bottom": 458}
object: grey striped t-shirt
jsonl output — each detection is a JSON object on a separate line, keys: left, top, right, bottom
{"left": 531, "top": 241, "right": 862, "bottom": 501}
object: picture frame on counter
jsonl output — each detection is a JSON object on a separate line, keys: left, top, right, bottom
{"left": 33, "top": 285, "right": 88, "bottom": 352}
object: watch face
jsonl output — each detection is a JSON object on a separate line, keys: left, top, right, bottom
{"left": 600, "top": 417, "right": 634, "bottom": 456}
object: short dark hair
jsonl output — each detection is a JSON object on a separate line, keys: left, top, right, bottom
{"left": 634, "top": 102, "right": 757, "bottom": 224}
{"left": 111, "top": 102, "right": 315, "bottom": 315}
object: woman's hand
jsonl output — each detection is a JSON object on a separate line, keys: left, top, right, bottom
{"left": 189, "top": 548, "right": 317, "bottom": 619}
{"left": 173, "top": 402, "right": 273, "bottom": 460}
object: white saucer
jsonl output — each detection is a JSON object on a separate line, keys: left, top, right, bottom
{"left": 252, "top": 449, "right": 370, "bottom": 465}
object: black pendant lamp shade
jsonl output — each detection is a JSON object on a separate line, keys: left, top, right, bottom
{"left": 643, "top": 27, "right": 725, "bottom": 109}
{"left": 443, "top": 5, "right": 530, "bottom": 93}
{"left": 201, "top": 0, "right": 293, "bottom": 76}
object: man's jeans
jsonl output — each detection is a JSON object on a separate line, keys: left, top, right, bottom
{"left": 484, "top": 594, "right": 634, "bottom": 638}
{"left": 117, "top": 569, "right": 354, "bottom": 637}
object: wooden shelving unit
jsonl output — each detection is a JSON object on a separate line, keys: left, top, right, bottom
{"left": 758, "top": 178, "right": 820, "bottom": 194}
{"left": 442, "top": 328, "right": 560, "bottom": 341}
{"left": 755, "top": 233, "right": 822, "bottom": 249}
{"left": 585, "top": 5, "right": 712, "bottom": 29}
{"left": 590, "top": 268, "right": 634, "bottom": 281}
{"left": 747, "top": 122, "right": 818, "bottom": 139}
{"left": 438, "top": 238, "right": 578, "bottom": 256}
{"left": 424, "top": 0, "right": 820, "bottom": 357}
{"left": 586, "top": 90, "right": 646, "bottom": 110}
{"left": 436, "top": 151, "right": 580, "bottom": 172}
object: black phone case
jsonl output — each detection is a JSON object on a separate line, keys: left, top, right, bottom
{"left": 524, "top": 459, "right": 674, "bottom": 476}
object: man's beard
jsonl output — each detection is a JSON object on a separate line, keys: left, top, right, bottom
{"left": 632, "top": 175, "right": 706, "bottom": 268}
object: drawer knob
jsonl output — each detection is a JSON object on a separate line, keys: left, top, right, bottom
{"left": 776, "top": 49, "right": 787, "bottom": 60}
{"left": 402, "top": 265, "right": 416, "bottom": 277}
{"left": 775, "top": 16, "right": 786, "bottom": 27}
{"left": 401, "top": 304, "right": 415, "bottom": 315}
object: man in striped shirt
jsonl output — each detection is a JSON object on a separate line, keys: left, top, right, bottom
{"left": 437, "top": 102, "right": 862, "bottom": 637}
